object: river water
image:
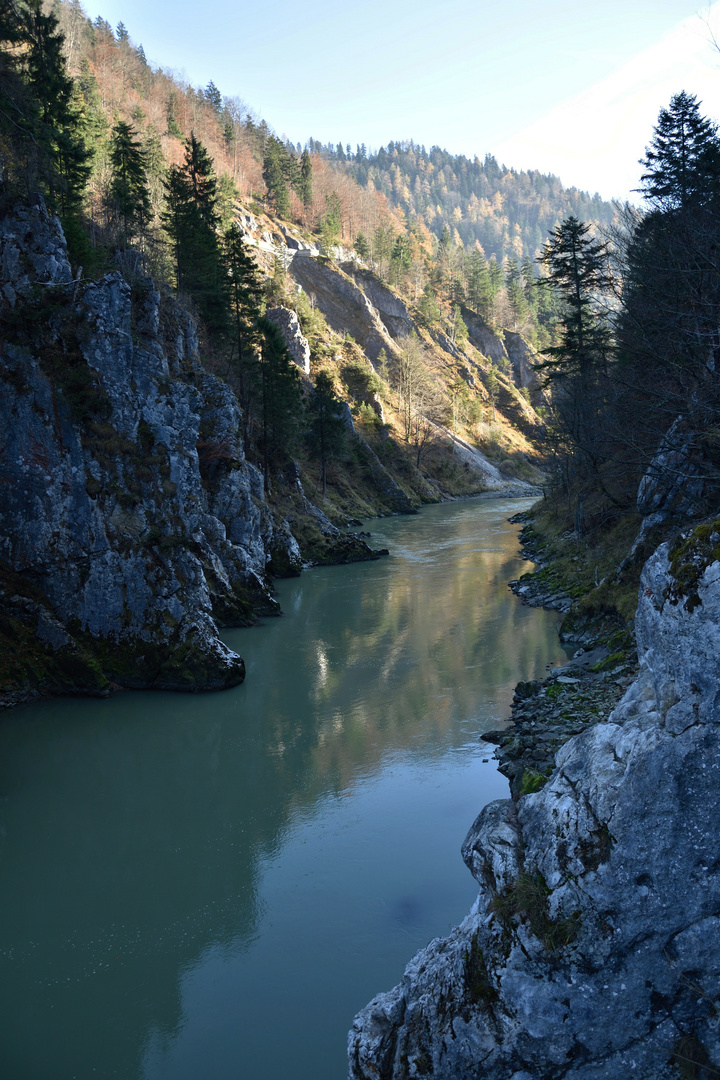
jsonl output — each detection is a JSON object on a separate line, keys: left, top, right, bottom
{"left": 0, "top": 497, "right": 566, "bottom": 1080}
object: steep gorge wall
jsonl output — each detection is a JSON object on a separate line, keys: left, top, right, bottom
{"left": 0, "top": 201, "right": 381, "bottom": 704}
{"left": 350, "top": 532, "right": 720, "bottom": 1079}
{"left": 0, "top": 201, "right": 286, "bottom": 699}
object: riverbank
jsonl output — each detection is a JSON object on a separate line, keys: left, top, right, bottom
{"left": 350, "top": 510, "right": 720, "bottom": 1080}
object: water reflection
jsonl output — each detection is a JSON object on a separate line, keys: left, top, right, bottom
{"left": 0, "top": 498, "right": 566, "bottom": 1079}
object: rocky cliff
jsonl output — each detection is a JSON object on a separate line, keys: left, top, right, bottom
{"left": 0, "top": 200, "right": 375, "bottom": 706}
{"left": 349, "top": 523, "right": 720, "bottom": 1079}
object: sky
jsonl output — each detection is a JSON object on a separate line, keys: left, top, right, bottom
{"left": 78, "top": 0, "right": 720, "bottom": 201}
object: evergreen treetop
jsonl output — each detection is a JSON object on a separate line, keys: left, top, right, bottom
{"left": 639, "top": 91, "right": 720, "bottom": 210}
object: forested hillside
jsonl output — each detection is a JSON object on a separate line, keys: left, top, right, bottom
{"left": 315, "top": 139, "right": 615, "bottom": 263}
{"left": 8, "top": 0, "right": 715, "bottom": 672}
{"left": 7, "top": 0, "right": 614, "bottom": 359}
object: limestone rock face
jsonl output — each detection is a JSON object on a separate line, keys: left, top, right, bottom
{"left": 637, "top": 418, "right": 707, "bottom": 520}
{"left": 289, "top": 258, "right": 397, "bottom": 366}
{"left": 349, "top": 542, "right": 720, "bottom": 1079}
{"left": 266, "top": 305, "right": 311, "bottom": 374}
{"left": 0, "top": 201, "right": 288, "bottom": 697}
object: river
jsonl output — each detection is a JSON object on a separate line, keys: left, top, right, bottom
{"left": 0, "top": 497, "right": 567, "bottom": 1080}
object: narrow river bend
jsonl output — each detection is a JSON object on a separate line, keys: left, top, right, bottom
{"left": 0, "top": 498, "right": 567, "bottom": 1080}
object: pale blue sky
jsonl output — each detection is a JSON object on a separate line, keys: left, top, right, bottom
{"left": 79, "top": 0, "right": 716, "bottom": 199}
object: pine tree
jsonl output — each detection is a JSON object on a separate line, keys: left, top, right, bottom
{"left": 107, "top": 121, "right": 151, "bottom": 246}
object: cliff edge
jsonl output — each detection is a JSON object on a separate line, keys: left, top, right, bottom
{"left": 349, "top": 529, "right": 720, "bottom": 1079}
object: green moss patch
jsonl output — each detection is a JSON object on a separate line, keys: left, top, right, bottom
{"left": 491, "top": 869, "right": 580, "bottom": 953}
{"left": 666, "top": 518, "right": 720, "bottom": 613}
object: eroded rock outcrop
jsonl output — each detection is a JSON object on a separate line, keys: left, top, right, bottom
{"left": 266, "top": 305, "right": 311, "bottom": 374}
{"left": 349, "top": 533, "right": 720, "bottom": 1079}
{"left": 0, "top": 201, "right": 289, "bottom": 700}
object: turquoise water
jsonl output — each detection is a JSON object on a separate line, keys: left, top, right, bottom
{"left": 0, "top": 498, "right": 565, "bottom": 1079}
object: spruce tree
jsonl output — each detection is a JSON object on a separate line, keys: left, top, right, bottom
{"left": 166, "top": 92, "right": 183, "bottom": 139}
{"left": 616, "top": 96, "right": 720, "bottom": 481}
{"left": 639, "top": 91, "right": 720, "bottom": 210}
{"left": 467, "top": 249, "right": 492, "bottom": 320}
{"left": 539, "top": 216, "right": 612, "bottom": 470}
{"left": 15, "top": 0, "right": 90, "bottom": 214}
{"left": 255, "top": 317, "right": 303, "bottom": 493}
{"left": 354, "top": 233, "right": 370, "bottom": 260}
{"left": 297, "top": 149, "right": 313, "bottom": 208}
{"left": 107, "top": 121, "right": 151, "bottom": 247}
{"left": 505, "top": 256, "right": 528, "bottom": 330}
{"left": 262, "top": 137, "right": 291, "bottom": 218}
{"left": 223, "top": 224, "right": 264, "bottom": 435}
{"left": 320, "top": 192, "right": 342, "bottom": 252}
{"left": 307, "top": 371, "right": 347, "bottom": 499}
{"left": 162, "top": 133, "right": 227, "bottom": 333}
{"left": 487, "top": 258, "right": 504, "bottom": 319}
{"left": 204, "top": 80, "right": 222, "bottom": 113}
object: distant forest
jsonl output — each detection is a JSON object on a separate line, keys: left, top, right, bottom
{"left": 307, "top": 139, "right": 615, "bottom": 263}
{"left": 0, "top": 0, "right": 620, "bottom": 354}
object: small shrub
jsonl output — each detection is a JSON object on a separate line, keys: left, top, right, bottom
{"left": 519, "top": 768, "right": 549, "bottom": 795}
{"left": 491, "top": 870, "right": 579, "bottom": 953}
